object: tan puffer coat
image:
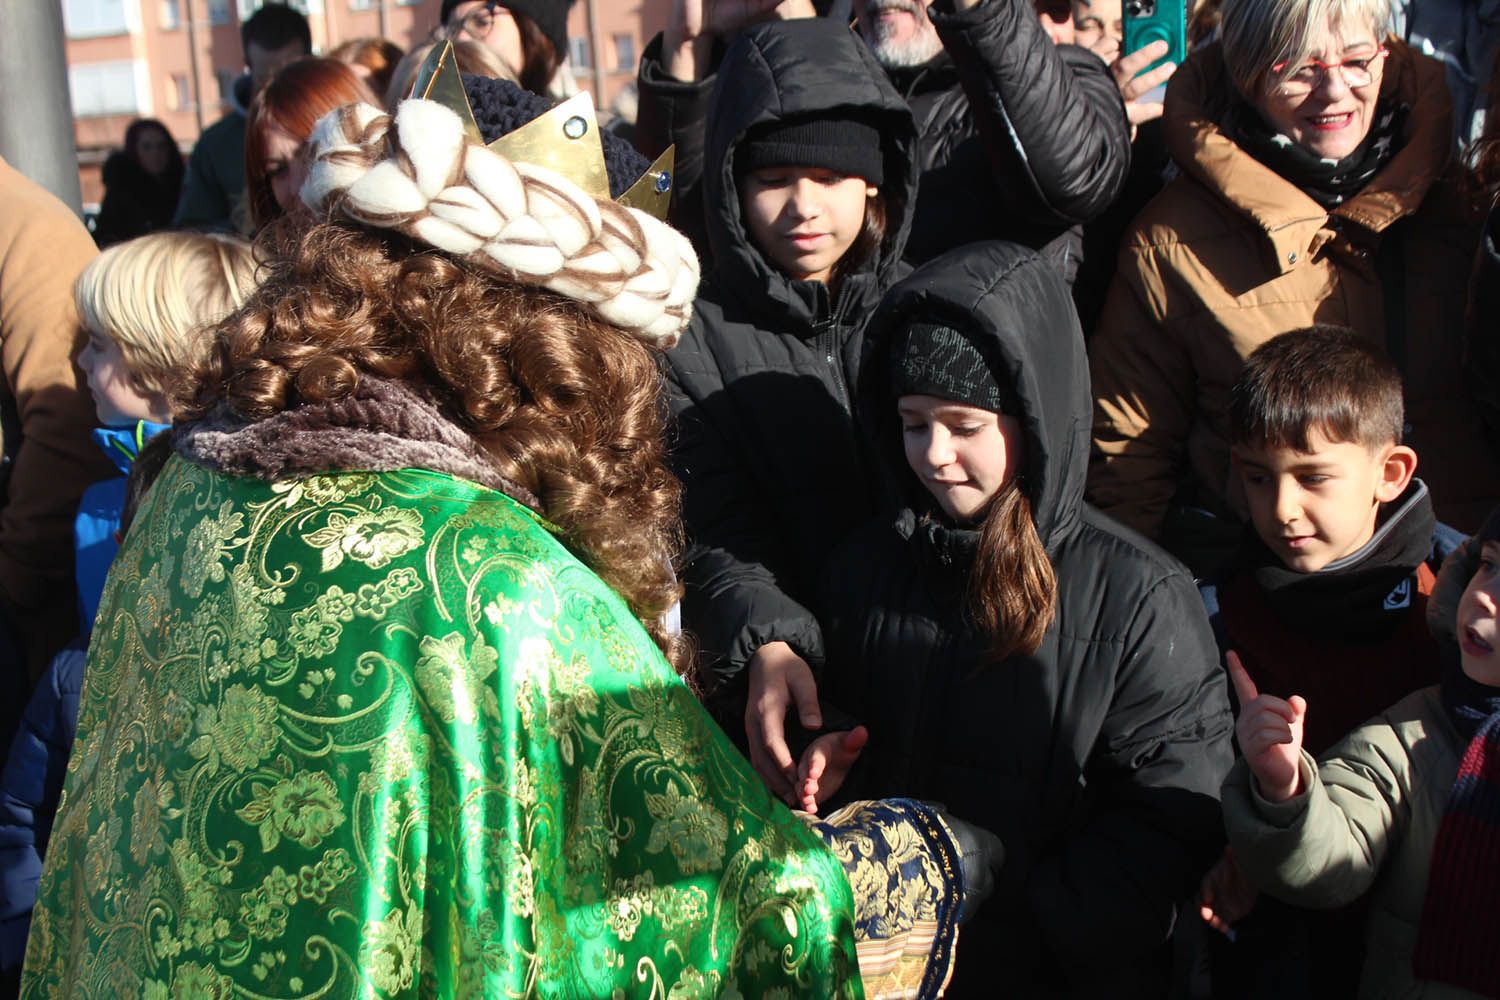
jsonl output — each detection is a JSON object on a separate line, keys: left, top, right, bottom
{"left": 1088, "top": 40, "right": 1500, "bottom": 544}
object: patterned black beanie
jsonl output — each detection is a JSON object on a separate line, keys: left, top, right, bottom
{"left": 739, "top": 115, "right": 884, "bottom": 186}
{"left": 462, "top": 74, "right": 648, "bottom": 198}
{"left": 889, "top": 322, "right": 1019, "bottom": 414}
{"left": 441, "top": 0, "right": 572, "bottom": 61}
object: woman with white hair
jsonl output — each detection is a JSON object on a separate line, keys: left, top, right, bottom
{"left": 1088, "top": 0, "right": 1500, "bottom": 574}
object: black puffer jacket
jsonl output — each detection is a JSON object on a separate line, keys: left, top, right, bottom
{"left": 821, "top": 241, "right": 1233, "bottom": 993}
{"left": 664, "top": 18, "right": 918, "bottom": 684}
{"left": 635, "top": 0, "right": 1130, "bottom": 268}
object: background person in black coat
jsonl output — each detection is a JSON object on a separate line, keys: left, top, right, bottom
{"left": 635, "top": 0, "right": 1132, "bottom": 274}
{"left": 662, "top": 16, "right": 918, "bottom": 799}
{"left": 92, "top": 119, "right": 184, "bottom": 248}
{"left": 804, "top": 241, "right": 1233, "bottom": 994}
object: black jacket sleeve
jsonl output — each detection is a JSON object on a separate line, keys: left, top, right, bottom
{"left": 681, "top": 542, "right": 826, "bottom": 682}
{"left": 665, "top": 359, "right": 825, "bottom": 687}
{"left": 929, "top": 0, "right": 1132, "bottom": 227}
{"left": 1025, "top": 567, "right": 1233, "bottom": 971}
{"left": 635, "top": 32, "right": 717, "bottom": 262}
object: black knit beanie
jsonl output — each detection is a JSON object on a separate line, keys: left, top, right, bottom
{"left": 441, "top": 0, "right": 572, "bottom": 62}
{"left": 890, "top": 322, "right": 1019, "bottom": 414}
{"left": 463, "top": 74, "right": 648, "bottom": 198}
{"left": 739, "top": 115, "right": 884, "bottom": 186}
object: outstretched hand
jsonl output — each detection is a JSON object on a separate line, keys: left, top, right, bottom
{"left": 1229, "top": 651, "right": 1307, "bottom": 803}
{"left": 795, "top": 726, "right": 869, "bottom": 814}
{"left": 745, "top": 641, "right": 822, "bottom": 803}
{"left": 1197, "top": 846, "right": 1258, "bottom": 936}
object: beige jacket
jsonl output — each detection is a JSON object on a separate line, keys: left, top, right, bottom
{"left": 1088, "top": 41, "right": 1500, "bottom": 541}
{"left": 0, "top": 157, "right": 112, "bottom": 672}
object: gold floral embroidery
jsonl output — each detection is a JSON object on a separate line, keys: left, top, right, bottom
{"left": 23, "top": 460, "right": 864, "bottom": 999}
{"left": 301, "top": 506, "right": 424, "bottom": 572}
{"left": 235, "top": 772, "right": 345, "bottom": 851}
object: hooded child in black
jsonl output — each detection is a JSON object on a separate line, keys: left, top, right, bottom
{"left": 813, "top": 241, "right": 1233, "bottom": 994}
{"left": 663, "top": 17, "right": 918, "bottom": 787}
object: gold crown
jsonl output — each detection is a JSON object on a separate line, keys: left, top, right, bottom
{"left": 406, "top": 41, "right": 676, "bottom": 221}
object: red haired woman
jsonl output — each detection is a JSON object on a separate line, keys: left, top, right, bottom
{"left": 243, "top": 57, "right": 376, "bottom": 231}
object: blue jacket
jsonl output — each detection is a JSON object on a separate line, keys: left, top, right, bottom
{"left": 74, "top": 421, "right": 167, "bottom": 631}
{"left": 0, "top": 421, "right": 164, "bottom": 969}
{"left": 0, "top": 645, "right": 83, "bottom": 970}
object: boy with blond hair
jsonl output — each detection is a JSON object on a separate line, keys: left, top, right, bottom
{"left": 0, "top": 231, "right": 255, "bottom": 977}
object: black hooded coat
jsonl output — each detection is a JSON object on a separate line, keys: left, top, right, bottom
{"left": 821, "top": 242, "right": 1234, "bottom": 992}
{"left": 663, "top": 18, "right": 919, "bottom": 685}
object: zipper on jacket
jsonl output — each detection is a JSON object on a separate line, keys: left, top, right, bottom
{"left": 816, "top": 320, "right": 851, "bottom": 410}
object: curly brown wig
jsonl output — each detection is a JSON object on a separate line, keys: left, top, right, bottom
{"left": 174, "top": 220, "right": 689, "bottom": 672}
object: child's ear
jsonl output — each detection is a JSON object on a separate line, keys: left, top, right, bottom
{"left": 1374, "top": 444, "right": 1418, "bottom": 502}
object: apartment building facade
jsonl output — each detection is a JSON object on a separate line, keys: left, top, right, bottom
{"left": 63, "top": 0, "right": 669, "bottom": 205}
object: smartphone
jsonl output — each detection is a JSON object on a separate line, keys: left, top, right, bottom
{"left": 1123, "top": 0, "right": 1186, "bottom": 78}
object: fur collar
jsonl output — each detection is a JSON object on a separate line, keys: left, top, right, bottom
{"left": 174, "top": 378, "right": 541, "bottom": 511}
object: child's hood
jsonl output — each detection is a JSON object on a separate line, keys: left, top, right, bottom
{"left": 859, "top": 241, "right": 1090, "bottom": 553}
{"left": 1428, "top": 506, "right": 1500, "bottom": 646}
{"left": 703, "top": 18, "right": 917, "bottom": 317}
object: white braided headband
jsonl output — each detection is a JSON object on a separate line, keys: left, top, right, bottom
{"left": 301, "top": 99, "right": 700, "bottom": 348}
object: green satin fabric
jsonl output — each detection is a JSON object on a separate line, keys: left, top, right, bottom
{"left": 22, "top": 458, "right": 863, "bottom": 998}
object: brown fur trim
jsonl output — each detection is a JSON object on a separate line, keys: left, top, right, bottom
{"left": 174, "top": 378, "right": 541, "bottom": 511}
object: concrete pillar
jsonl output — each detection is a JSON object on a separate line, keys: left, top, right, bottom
{"left": 0, "top": 2, "right": 84, "bottom": 215}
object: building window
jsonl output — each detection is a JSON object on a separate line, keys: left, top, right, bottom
{"left": 70, "top": 61, "right": 147, "bottom": 117}
{"left": 63, "top": 0, "right": 135, "bottom": 38}
{"left": 208, "top": 0, "right": 231, "bottom": 24}
{"left": 612, "top": 33, "right": 635, "bottom": 72}
{"left": 349, "top": 0, "right": 372, "bottom": 8}
{"left": 161, "top": 0, "right": 180, "bottom": 28}
{"left": 170, "top": 72, "right": 191, "bottom": 110}
{"left": 568, "top": 36, "right": 591, "bottom": 70}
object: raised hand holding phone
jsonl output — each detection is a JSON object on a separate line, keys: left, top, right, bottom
{"left": 1111, "top": 39, "right": 1176, "bottom": 133}
{"left": 1228, "top": 651, "right": 1307, "bottom": 803}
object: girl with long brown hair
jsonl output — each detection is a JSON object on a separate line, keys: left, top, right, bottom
{"left": 804, "top": 240, "right": 1235, "bottom": 995}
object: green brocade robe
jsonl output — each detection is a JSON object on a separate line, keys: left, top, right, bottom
{"left": 22, "top": 457, "right": 864, "bottom": 998}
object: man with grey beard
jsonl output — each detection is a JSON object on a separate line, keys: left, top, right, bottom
{"left": 636, "top": 0, "right": 1131, "bottom": 269}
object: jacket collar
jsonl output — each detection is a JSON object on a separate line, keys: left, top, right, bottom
{"left": 174, "top": 378, "right": 540, "bottom": 510}
{"left": 94, "top": 420, "right": 169, "bottom": 477}
{"left": 1164, "top": 39, "right": 1453, "bottom": 274}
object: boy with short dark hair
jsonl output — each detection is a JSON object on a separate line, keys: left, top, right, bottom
{"left": 1207, "top": 325, "right": 1459, "bottom": 752}
{"left": 1197, "top": 325, "right": 1463, "bottom": 992}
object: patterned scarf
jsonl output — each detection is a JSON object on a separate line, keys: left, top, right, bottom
{"left": 1412, "top": 651, "right": 1500, "bottom": 996}
{"left": 1228, "top": 99, "right": 1407, "bottom": 209}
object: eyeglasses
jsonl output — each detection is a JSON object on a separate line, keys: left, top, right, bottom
{"left": 1271, "top": 47, "right": 1389, "bottom": 95}
{"left": 451, "top": 1, "right": 509, "bottom": 41}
